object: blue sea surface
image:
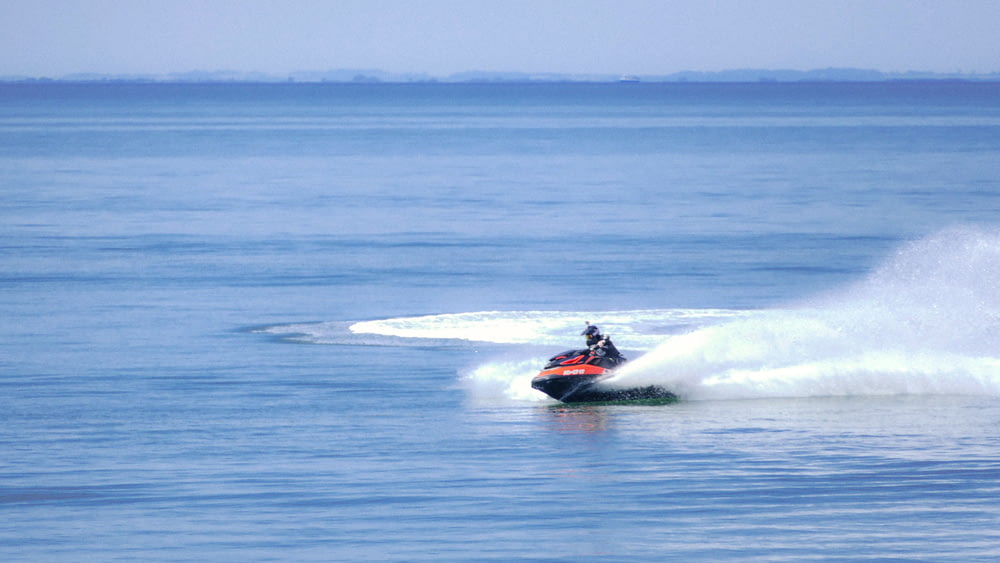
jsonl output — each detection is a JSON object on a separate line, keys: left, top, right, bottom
{"left": 2, "top": 82, "right": 1000, "bottom": 560}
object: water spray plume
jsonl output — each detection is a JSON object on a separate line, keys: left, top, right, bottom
{"left": 617, "top": 226, "right": 1000, "bottom": 400}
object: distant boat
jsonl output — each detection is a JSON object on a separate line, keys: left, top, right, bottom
{"left": 619, "top": 75, "right": 640, "bottom": 83}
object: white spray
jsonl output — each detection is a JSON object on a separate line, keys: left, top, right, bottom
{"left": 615, "top": 226, "right": 1000, "bottom": 400}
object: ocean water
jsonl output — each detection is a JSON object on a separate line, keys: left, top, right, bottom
{"left": 2, "top": 81, "right": 1000, "bottom": 560}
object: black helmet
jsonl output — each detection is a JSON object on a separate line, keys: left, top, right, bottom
{"left": 582, "top": 323, "right": 600, "bottom": 337}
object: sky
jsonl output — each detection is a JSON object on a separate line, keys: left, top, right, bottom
{"left": 2, "top": 0, "right": 999, "bottom": 77}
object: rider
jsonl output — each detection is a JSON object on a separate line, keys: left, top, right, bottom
{"left": 582, "top": 322, "right": 624, "bottom": 364}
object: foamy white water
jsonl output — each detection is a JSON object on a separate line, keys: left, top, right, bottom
{"left": 323, "top": 227, "right": 1000, "bottom": 402}
{"left": 617, "top": 227, "right": 1000, "bottom": 399}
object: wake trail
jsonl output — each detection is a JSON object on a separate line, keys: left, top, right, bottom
{"left": 265, "top": 226, "right": 1000, "bottom": 402}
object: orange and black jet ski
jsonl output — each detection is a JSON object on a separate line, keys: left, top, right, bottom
{"left": 530, "top": 348, "right": 675, "bottom": 403}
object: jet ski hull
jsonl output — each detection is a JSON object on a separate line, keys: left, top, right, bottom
{"left": 531, "top": 349, "right": 676, "bottom": 404}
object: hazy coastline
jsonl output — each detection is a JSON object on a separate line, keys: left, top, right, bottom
{"left": 4, "top": 67, "right": 1000, "bottom": 84}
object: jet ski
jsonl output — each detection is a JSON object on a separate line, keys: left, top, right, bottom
{"left": 531, "top": 348, "right": 675, "bottom": 403}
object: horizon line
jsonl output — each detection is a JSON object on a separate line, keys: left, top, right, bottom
{"left": 4, "top": 67, "right": 1000, "bottom": 84}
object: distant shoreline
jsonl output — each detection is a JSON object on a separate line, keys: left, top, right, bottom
{"left": 3, "top": 67, "right": 1000, "bottom": 84}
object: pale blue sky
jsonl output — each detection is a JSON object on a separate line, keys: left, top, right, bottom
{"left": 2, "top": 0, "right": 999, "bottom": 77}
